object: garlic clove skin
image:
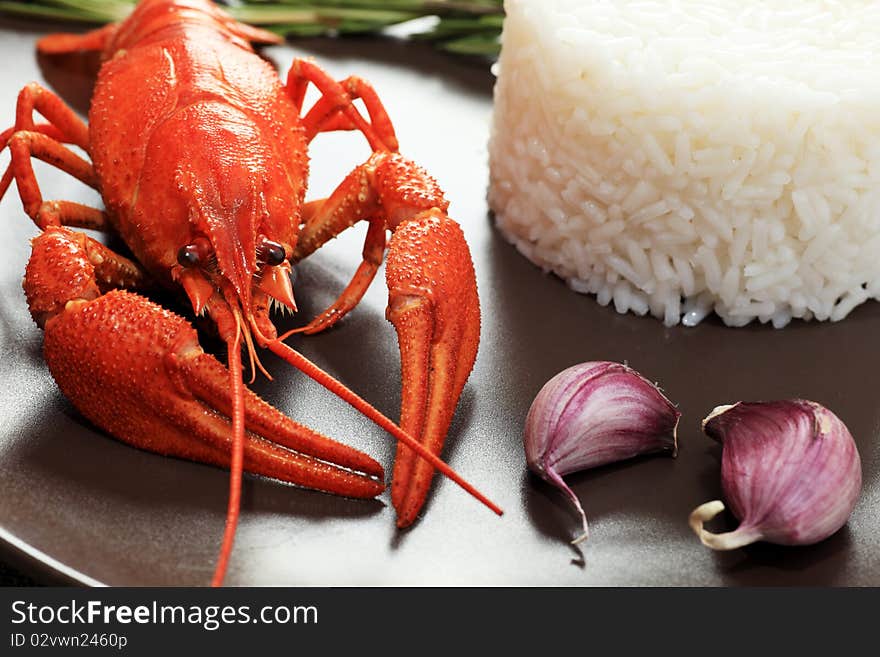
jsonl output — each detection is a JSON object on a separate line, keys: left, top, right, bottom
{"left": 691, "top": 400, "right": 862, "bottom": 550}
{"left": 524, "top": 361, "right": 680, "bottom": 543}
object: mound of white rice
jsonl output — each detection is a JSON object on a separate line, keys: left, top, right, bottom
{"left": 488, "top": 0, "right": 880, "bottom": 327}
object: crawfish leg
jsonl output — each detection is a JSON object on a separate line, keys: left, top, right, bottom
{"left": 1, "top": 83, "right": 107, "bottom": 230}
{"left": 294, "top": 217, "right": 385, "bottom": 335}
{"left": 36, "top": 23, "right": 116, "bottom": 54}
{"left": 6, "top": 131, "right": 104, "bottom": 230}
{"left": 286, "top": 60, "right": 397, "bottom": 151}
{"left": 299, "top": 76, "right": 399, "bottom": 150}
{"left": 290, "top": 159, "right": 390, "bottom": 333}
{"left": 11, "top": 82, "right": 89, "bottom": 148}
{"left": 0, "top": 124, "right": 64, "bottom": 199}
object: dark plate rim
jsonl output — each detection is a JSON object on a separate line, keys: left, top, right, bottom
{"left": 0, "top": 526, "right": 104, "bottom": 587}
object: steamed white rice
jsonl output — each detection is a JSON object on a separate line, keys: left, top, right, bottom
{"left": 488, "top": 0, "right": 880, "bottom": 327}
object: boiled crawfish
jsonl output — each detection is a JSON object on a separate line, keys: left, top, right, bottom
{"left": 0, "top": 0, "right": 497, "bottom": 585}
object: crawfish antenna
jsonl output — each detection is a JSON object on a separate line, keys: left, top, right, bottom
{"left": 211, "top": 316, "right": 246, "bottom": 587}
{"left": 263, "top": 336, "right": 502, "bottom": 518}
{"left": 241, "top": 317, "right": 272, "bottom": 384}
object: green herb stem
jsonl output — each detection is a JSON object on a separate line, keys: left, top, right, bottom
{"left": 0, "top": 0, "right": 504, "bottom": 56}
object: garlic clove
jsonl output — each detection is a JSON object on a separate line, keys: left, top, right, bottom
{"left": 690, "top": 400, "right": 862, "bottom": 550}
{"left": 524, "top": 361, "right": 680, "bottom": 544}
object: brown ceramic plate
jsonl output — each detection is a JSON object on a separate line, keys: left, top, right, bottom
{"left": 0, "top": 18, "right": 877, "bottom": 586}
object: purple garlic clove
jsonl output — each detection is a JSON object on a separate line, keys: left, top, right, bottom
{"left": 690, "top": 400, "right": 862, "bottom": 550}
{"left": 524, "top": 361, "right": 680, "bottom": 544}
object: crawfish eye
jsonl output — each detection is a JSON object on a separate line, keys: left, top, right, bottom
{"left": 260, "top": 239, "right": 286, "bottom": 266}
{"left": 177, "top": 244, "right": 201, "bottom": 267}
{"left": 177, "top": 238, "right": 213, "bottom": 268}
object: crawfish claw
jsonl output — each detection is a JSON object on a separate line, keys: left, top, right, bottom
{"left": 386, "top": 209, "right": 481, "bottom": 527}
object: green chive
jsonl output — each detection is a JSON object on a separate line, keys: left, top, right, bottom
{"left": 0, "top": 0, "right": 504, "bottom": 59}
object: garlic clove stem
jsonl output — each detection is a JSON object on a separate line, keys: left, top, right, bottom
{"left": 688, "top": 500, "right": 764, "bottom": 551}
{"left": 700, "top": 404, "right": 735, "bottom": 432}
{"left": 544, "top": 467, "right": 590, "bottom": 545}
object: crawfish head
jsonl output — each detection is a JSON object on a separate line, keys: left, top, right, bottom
{"left": 155, "top": 102, "right": 301, "bottom": 348}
